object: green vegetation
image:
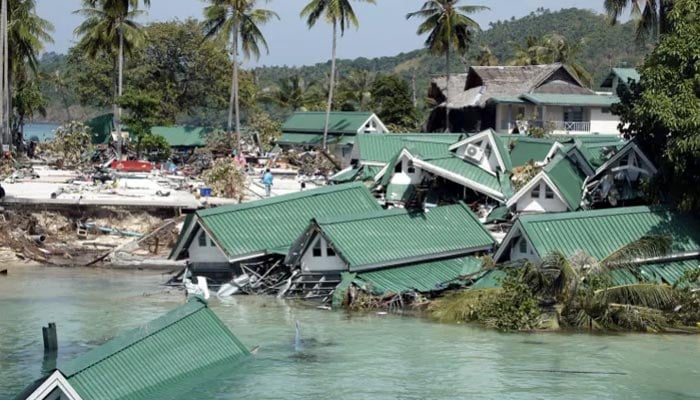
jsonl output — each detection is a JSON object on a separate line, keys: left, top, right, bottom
{"left": 203, "top": 0, "right": 278, "bottom": 153}
{"left": 507, "top": 34, "right": 592, "bottom": 86}
{"left": 613, "top": 0, "right": 700, "bottom": 212}
{"left": 406, "top": 1, "right": 487, "bottom": 132}
{"left": 300, "top": 0, "right": 376, "bottom": 150}
{"left": 604, "top": 0, "right": 675, "bottom": 41}
{"left": 370, "top": 75, "right": 420, "bottom": 131}
{"left": 431, "top": 236, "right": 700, "bottom": 333}
{"left": 51, "top": 121, "right": 93, "bottom": 166}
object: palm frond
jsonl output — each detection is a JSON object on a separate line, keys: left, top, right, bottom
{"left": 600, "top": 235, "right": 673, "bottom": 271}
{"left": 595, "top": 283, "right": 678, "bottom": 310}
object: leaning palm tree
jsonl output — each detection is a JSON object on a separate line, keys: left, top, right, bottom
{"left": 203, "top": 0, "right": 278, "bottom": 155}
{"left": 74, "top": 0, "right": 150, "bottom": 157}
{"left": 605, "top": 0, "right": 675, "bottom": 40}
{"left": 301, "top": 0, "right": 376, "bottom": 150}
{"left": 407, "top": 1, "right": 488, "bottom": 133}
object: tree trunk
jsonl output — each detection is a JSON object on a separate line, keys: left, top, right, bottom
{"left": 322, "top": 21, "right": 338, "bottom": 151}
{"left": 445, "top": 43, "right": 451, "bottom": 133}
{"left": 228, "top": 14, "right": 240, "bottom": 155}
{"left": 114, "top": 27, "right": 124, "bottom": 159}
{"left": 0, "top": 0, "right": 8, "bottom": 149}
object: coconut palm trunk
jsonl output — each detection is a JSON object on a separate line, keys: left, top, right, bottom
{"left": 322, "top": 20, "right": 337, "bottom": 151}
{"left": 227, "top": 14, "right": 241, "bottom": 155}
{"left": 445, "top": 40, "right": 450, "bottom": 133}
{"left": 115, "top": 27, "right": 124, "bottom": 158}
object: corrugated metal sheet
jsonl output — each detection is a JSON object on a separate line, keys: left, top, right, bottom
{"left": 577, "top": 140, "right": 625, "bottom": 168}
{"left": 421, "top": 156, "right": 505, "bottom": 195}
{"left": 609, "top": 259, "right": 700, "bottom": 286}
{"left": 152, "top": 126, "right": 211, "bottom": 147}
{"left": 317, "top": 203, "right": 495, "bottom": 271}
{"left": 357, "top": 134, "right": 461, "bottom": 163}
{"left": 329, "top": 167, "right": 361, "bottom": 183}
{"left": 199, "top": 183, "right": 381, "bottom": 260}
{"left": 62, "top": 299, "right": 249, "bottom": 400}
{"left": 281, "top": 111, "right": 373, "bottom": 134}
{"left": 506, "top": 136, "right": 555, "bottom": 167}
{"left": 356, "top": 256, "right": 483, "bottom": 294}
{"left": 278, "top": 132, "right": 353, "bottom": 146}
{"left": 86, "top": 113, "right": 115, "bottom": 145}
{"left": 518, "top": 206, "right": 700, "bottom": 261}
{"left": 602, "top": 68, "right": 640, "bottom": 88}
{"left": 470, "top": 269, "right": 507, "bottom": 289}
{"left": 386, "top": 183, "right": 415, "bottom": 203}
{"left": 544, "top": 153, "right": 586, "bottom": 210}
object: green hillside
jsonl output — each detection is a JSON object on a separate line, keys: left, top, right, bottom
{"left": 254, "top": 8, "right": 650, "bottom": 95}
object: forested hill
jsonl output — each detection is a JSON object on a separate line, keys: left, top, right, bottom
{"left": 253, "top": 7, "right": 650, "bottom": 92}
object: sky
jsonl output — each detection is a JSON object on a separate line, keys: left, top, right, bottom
{"left": 36, "top": 0, "right": 609, "bottom": 68}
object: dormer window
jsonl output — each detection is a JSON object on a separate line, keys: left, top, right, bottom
{"left": 531, "top": 184, "right": 541, "bottom": 199}
{"left": 545, "top": 186, "right": 554, "bottom": 199}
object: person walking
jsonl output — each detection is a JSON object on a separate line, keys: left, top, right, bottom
{"left": 262, "top": 168, "right": 273, "bottom": 197}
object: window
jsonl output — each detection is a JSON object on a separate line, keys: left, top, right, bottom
{"left": 545, "top": 186, "right": 554, "bottom": 199}
{"left": 198, "top": 231, "right": 207, "bottom": 247}
{"left": 564, "top": 107, "right": 585, "bottom": 122}
{"left": 395, "top": 162, "right": 402, "bottom": 173}
{"left": 312, "top": 239, "right": 323, "bottom": 257}
{"left": 601, "top": 107, "right": 611, "bottom": 114}
{"left": 531, "top": 183, "right": 541, "bottom": 199}
{"left": 519, "top": 238, "right": 528, "bottom": 254}
{"left": 407, "top": 162, "right": 416, "bottom": 174}
{"left": 327, "top": 244, "right": 336, "bottom": 257}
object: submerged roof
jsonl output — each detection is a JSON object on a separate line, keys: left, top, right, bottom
{"left": 58, "top": 298, "right": 248, "bottom": 400}
{"left": 498, "top": 206, "right": 700, "bottom": 262}
{"left": 353, "top": 256, "right": 483, "bottom": 294}
{"left": 173, "top": 183, "right": 381, "bottom": 261}
{"left": 294, "top": 203, "right": 495, "bottom": 272}
{"left": 151, "top": 126, "right": 212, "bottom": 147}
{"left": 281, "top": 111, "right": 375, "bottom": 135}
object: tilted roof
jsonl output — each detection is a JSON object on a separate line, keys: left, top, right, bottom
{"left": 173, "top": 183, "right": 381, "bottom": 261}
{"left": 152, "top": 126, "right": 212, "bottom": 148}
{"left": 601, "top": 68, "right": 640, "bottom": 88}
{"left": 353, "top": 256, "right": 483, "bottom": 294}
{"left": 86, "top": 113, "right": 114, "bottom": 145}
{"left": 293, "top": 203, "right": 495, "bottom": 272}
{"left": 418, "top": 155, "right": 512, "bottom": 200}
{"left": 281, "top": 111, "right": 375, "bottom": 135}
{"left": 542, "top": 153, "right": 588, "bottom": 210}
{"left": 502, "top": 135, "right": 556, "bottom": 167}
{"left": 60, "top": 298, "right": 249, "bottom": 400}
{"left": 357, "top": 133, "right": 462, "bottom": 164}
{"left": 499, "top": 206, "right": 700, "bottom": 262}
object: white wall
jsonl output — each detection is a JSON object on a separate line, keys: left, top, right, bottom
{"left": 515, "top": 180, "right": 569, "bottom": 213}
{"left": 390, "top": 156, "right": 425, "bottom": 186}
{"left": 188, "top": 228, "right": 229, "bottom": 263}
{"left": 454, "top": 139, "right": 500, "bottom": 174}
{"left": 590, "top": 107, "right": 621, "bottom": 134}
{"left": 509, "top": 235, "right": 539, "bottom": 263}
{"left": 300, "top": 235, "right": 348, "bottom": 273}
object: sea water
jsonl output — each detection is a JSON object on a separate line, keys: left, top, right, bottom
{"left": 1, "top": 265, "right": 699, "bottom": 400}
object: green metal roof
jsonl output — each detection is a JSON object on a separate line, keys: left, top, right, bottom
{"left": 61, "top": 298, "right": 249, "bottom": 400}
{"left": 281, "top": 111, "right": 374, "bottom": 135}
{"left": 278, "top": 132, "right": 354, "bottom": 146}
{"left": 601, "top": 68, "right": 640, "bottom": 88}
{"left": 151, "top": 126, "right": 212, "bottom": 148}
{"left": 505, "top": 136, "right": 556, "bottom": 167}
{"left": 357, "top": 133, "right": 462, "bottom": 163}
{"left": 470, "top": 269, "right": 507, "bottom": 289}
{"left": 184, "top": 183, "right": 381, "bottom": 261}
{"left": 576, "top": 140, "right": 626, "bottom": 168}
{"left": 86, "top": 113, "right": 114, "bottom": 145}
{"left": 311, "top": 203, "right": 495, "bottom": 272}
{"left": 514, "top": 206, "right": 700, "bottom": 261}
{"left": 330, "top": 166, "right": 362, "bottom": 183}
{"left": 354, "top": 256, "right": 483, "bottom": 294}
{"left": 485, "top": 205, "right": 511, "bottom": 224}
{"left": 520, "top": 93, "right": 620, "bottom": 107}
{"left": 421, "top": 156, "right": 508, "bottom": 198}
{"left": 607, "top": 258, "right": 699, "bottom": 286}
{"left": 386, "top": 183, "right": 415, "bottom": 203}
{"left": 543, "top": 154, "right": 587, "bottom": 210}
{"left": 169, "top": 214, "right": 196, "bottom": 259}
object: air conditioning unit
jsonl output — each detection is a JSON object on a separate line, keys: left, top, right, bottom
{"left": 465, "top": 144, "right": 485, "bottom": 162}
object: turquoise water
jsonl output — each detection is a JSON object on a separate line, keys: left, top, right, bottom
{"left": 23, "top": 123, "right": 61, "bottom": 142}
{"left": 1, "top": 265, "right": 699, "bottom": 399}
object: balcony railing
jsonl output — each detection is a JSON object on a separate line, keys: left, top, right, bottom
{"left": 503, "top": 120, "right": 592, "bottom": 133}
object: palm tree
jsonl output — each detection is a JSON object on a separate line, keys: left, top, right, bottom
{"left": 507, "top": 35, "right": 544, "bottom": 66}
{"left": 605, "top": 0, "right": 675, "bottom": 40}
{"left": 336, "top": 69, "right": 374, "bottom": 111}
{"left": 74, "top": 0, "right": 150, "bottom": 157}
{"left": 301, "top": 0, "right": 376, "bottom": 150}
{"left": 475, "top": 45, "right": 498, "bottom": 66}
{"left": 203, "top": 0, "right": 278, "bottom": 155}
{"left": 1, "top": 0, "right": 53, "bottom": 147}
{"left": 265, "top": 75, "right": 316, "bottom": 112}
{"left": 507, "top": 34, "right": 592, "bottom": 87}
{"left": 406, "top": 1, "right": 488, "bottom": 133}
